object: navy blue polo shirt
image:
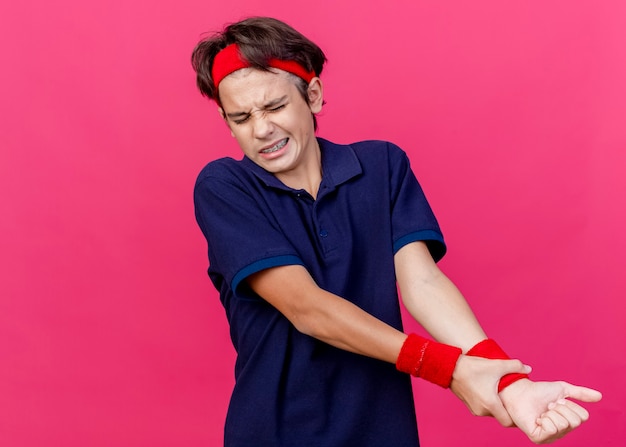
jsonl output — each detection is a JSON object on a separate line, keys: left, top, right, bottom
{"left": 194, "top": 138, "right": 446, "bottom": 447}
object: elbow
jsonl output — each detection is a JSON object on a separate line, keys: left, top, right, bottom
{"left": 287, "top": 306, "right": 333, "bottom": 342}
{"left": 289, "top": 310, "right": 322, "bottom": 338}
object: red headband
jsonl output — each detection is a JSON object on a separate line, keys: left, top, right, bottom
{"left": 211, "top": 43, "right": 316, "bottom": 89}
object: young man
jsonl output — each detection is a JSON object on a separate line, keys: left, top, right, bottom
{"left": 191, "top": 17, "right": 601, "bottom": 446}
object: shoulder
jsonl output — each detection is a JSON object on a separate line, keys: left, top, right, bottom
{"left": 319, "top": 138, "right": 409, "bottom": 167}
{"left": 195, "top": 157, "right": 244, "bottom": 187}
{"left": 348, "top": 139, "right": 410, "bottom": 168}
{"left": 341, "top": 140, "right": 412, "bottom": 178}
{"left": 193, "top": 157, "right": 267, "bottom": 200}
{"left": 321, "top": 138, "right": 405, "bottom": 154}
{"left": 350, "top": 139, "right": 405, "bottom": 153}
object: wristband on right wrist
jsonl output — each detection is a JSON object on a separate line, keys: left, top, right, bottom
{"left": 396, "top": 333, "right": 462, "bottom": 389}
{"left": 466, "top": 338, "right": 529, "bottom": 392}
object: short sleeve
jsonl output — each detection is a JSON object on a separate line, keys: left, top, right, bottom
{"left": 194, "top": 167, "right": 304, "bottom": 294}
{"left": 388, "top": 144, "right": 446, "bottom": 261}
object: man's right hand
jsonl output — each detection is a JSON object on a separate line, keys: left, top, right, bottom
{"left": 450, "top": 354, "right": 532, "bottom": 427}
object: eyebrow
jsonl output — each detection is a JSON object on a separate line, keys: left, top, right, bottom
{"left": 226, "top": 96, "right": 288, "bottom": 119}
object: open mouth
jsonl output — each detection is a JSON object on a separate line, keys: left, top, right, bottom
{"left": 261, "top": 138, "right": 288, "bottom": 154}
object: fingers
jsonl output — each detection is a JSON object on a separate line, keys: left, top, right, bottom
{"left": 499, "top": 358, "right": 533, "bottom": 376}
{"left": 558, "top": 400, "right": 587, "bottom": 426}
{"left": 531, "top": 413, "right": 566, "bottom": 443}
{"left": 556, "top": 398, "right": 590, "bottom": 423}
{"left": 541, "top": 402, "right": 581, "bottom": 429}
{"left": 532, "top": 399, "right": 589, "bottom": 443}
{"left": 542, "top": 399, "right": 589, "bottom": 425}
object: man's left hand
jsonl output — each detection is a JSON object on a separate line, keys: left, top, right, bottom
{"left": 499, "top": 378, "right": 602, "bottom": 444}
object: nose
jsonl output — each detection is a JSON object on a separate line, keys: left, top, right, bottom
{"left": 252, "top": 112, "right": 275, "bottom": 139}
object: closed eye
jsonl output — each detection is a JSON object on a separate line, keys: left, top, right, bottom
{"left": 228, "top": 98, "right": 288, "bottom": 125}
{"left": 233, "top": 105, "right": 285, "bottom": 124}
{"left": 233, "top": 115, "right": 251, "bottom": 125}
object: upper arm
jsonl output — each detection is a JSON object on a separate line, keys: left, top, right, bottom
{"left": 387, "top": 145, "right": 446, "bottom": 262}
{"left": 194, "top": 172, "right": 303, "bottom": 294}
{"left": 394, "top": 241, "right": 486, "bottom": 348}
{"left": 394, "top": 240, "right": 444, "bottom": 300}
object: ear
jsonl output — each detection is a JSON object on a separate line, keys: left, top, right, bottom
{"left": 218, "top": 106, "right": 235, "bottom": 138}
{"left": 307, "top": 77, "right": 324, "bottom": 114}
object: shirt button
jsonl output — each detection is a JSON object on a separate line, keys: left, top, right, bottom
{"left": 319, "top": 229, "right": 328, "bottom": 238}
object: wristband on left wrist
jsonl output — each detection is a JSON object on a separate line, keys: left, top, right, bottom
{"left": 466, "top": 338, "right": 529, "bottom": 392}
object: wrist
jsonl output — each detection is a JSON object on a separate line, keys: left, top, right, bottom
{"left": 467, "top": 339, "right": 529, "bottom": 392}
{"left": 498, "top": 377, "right": 531, "bottom": 402}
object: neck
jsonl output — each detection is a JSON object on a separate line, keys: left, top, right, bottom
{"left": 275, "top": 139, "right": 323, "bottom": 199}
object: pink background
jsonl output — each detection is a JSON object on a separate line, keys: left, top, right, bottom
{"left": 1, "top": 1, "right": 624, "bottom": 446}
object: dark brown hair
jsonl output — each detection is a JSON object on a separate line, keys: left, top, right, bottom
{"left": 191, "top": 17, "right": 327, "bottom": 105}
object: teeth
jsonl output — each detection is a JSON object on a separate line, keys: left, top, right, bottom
{"left": 261, "top": 139, "right": 287, "bottom": 154}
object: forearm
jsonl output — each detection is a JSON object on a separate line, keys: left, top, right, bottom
{"left": 395, "top": 242, "right": 486, "bottom": 350}
{"left": 301, "top": 287, "right": 407, "bottom": 362}
{"left": 248, "top": 264, "right": 407, "bottom": 364}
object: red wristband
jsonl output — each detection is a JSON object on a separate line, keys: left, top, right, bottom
{"left": 466, "top": 339, "right": 529, "bottom": 392}
{"left": 396, "top": 333, "right": 462, "bottom": 388}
